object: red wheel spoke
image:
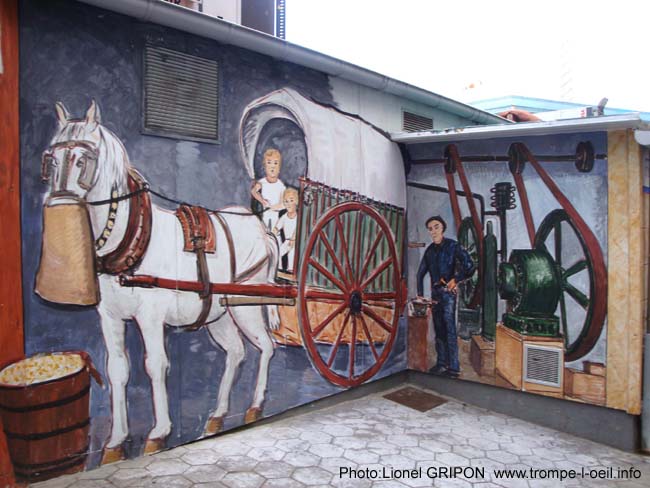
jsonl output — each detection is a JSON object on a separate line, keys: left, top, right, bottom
{"left": 349, "top": 315, "right": 357, "bottom": 379}
{"left": 309, "top": 258, "right": 347, "bottom": 292}
{"left": 319, "top": 230, "right": 350, "bottom": 288}
{"left": 335, "top": 216, "right": 355, "bottom": 282}
{"left": 312, "top": 302, "right": 348, "bottom": 338}
{"left": 327, "top": 311, "right": 351, "bottom": 367}
{"left": 305, "top": 289, "right": 346, "bottom": 301}
{"left": 358, "top": 232, "right": 384, "bottom": 285}
{"left": 362, "top": 292, "right": 396, "bottom": 301}
{"left": 360, "top": 258, "right": 393, "bottom": 291}
{"left": 362, "top": 305, "right": 393, "bottom": 333}
{"left": 359, "top": 314, "right": 379, "bottom": 361}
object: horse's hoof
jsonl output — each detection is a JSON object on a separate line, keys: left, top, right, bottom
{"left": 244, "top": 407, "right": 263, "bottom": 424}
{"left": 143, "top": 437, "right": 166, "bottom": 455}
{"left": 101, "top": 445, "right": 125, "bottom": 465}
{"left": 203, "top": 416, "right": 225, "bottom": 436}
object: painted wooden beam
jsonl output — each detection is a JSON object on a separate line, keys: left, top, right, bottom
{"left": 0, "top": 0, "right": 22, "bottom": 482}
{"left": 606, "top": 129, "right": 644, "bottom": 414}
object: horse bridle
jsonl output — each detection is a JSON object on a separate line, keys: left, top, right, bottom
{"left": 41, "top": 140, "right": 99, "bottom": 191}
{"left": 41, "top": 140, "right": 119, "bottom": 251}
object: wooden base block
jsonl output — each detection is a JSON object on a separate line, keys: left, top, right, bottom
{"left": 495, "top": 371, "right": 517, "bottom": 390}
{"left": 584, "top": 361, "right": 606, "bottom": 377}
{"left": 495, "top": 323, "right": 564, "bottom": 396}
{"left": 470, "top": 335, "right": 495, "bottom": 378}
{"left": 408, "top": 315, "right": 431, "bottom": 372}
{"left": 564, "top": 367, "right": 606, "bottom": 405}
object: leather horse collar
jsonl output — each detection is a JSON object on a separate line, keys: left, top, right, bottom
{"left": 97, "top": 168, "right": 152, "bottom": 275}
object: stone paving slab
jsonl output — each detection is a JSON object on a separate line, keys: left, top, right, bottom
{"left": 32, "top": 385, "right": 650, "bottom": 487}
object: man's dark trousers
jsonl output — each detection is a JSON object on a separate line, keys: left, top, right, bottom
{"left": 432, "top": 291, "right": 459, "bottom": 373}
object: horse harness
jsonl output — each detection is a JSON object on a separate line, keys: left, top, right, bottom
{"left": 97, "top": 169, "right": 153, "bottom": 275}
{"left": 175, "top": 204, "right": 216, "bottom": 331}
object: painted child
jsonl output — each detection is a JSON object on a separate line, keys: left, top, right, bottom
{"left": 273, "top": 187, "right": 299, "bottom": 273}
{"left": 251, "top": 148, "right": 286, "bottom": 230}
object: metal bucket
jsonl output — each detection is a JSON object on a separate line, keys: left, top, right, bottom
{"left": 410, "top": 299, "right": 431, "bottom": 317}
{"left": 0, "top": 352, "right": 101, "bottom": 482}
{"left": 35, "top": 199, "right": 99, "bottom": 306}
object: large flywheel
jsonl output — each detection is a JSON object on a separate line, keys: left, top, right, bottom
{"left": 534, "top": 209, "right": 606, "bottom": 361}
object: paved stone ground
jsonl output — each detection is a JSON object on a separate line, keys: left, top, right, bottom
{"left": 33, "top": 385, "right": 650, "bottom": 487}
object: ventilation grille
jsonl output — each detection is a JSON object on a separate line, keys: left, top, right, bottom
{"left": 524, "top": 345, "right": 562, "bottom": 387}
{"left": 144, "top": 46, "right": 218, "bottom": 142}
{"left": 402, "top": 111, "right": 433, "bottom": 132}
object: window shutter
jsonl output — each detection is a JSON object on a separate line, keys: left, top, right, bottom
{"left": 144, "top": 46, "right": 219, "bottom": 142}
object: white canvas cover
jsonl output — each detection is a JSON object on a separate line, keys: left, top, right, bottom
{"left": 239, "top": 88, "right": 407, "bottom": 208}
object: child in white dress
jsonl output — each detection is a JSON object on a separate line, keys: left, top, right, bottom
{"left": 251, "top": 148, "right": 286, "bottom": 230}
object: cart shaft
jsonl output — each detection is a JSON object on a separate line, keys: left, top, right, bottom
{"left": 120, "top": 274, "right": 298, "bottom": 298}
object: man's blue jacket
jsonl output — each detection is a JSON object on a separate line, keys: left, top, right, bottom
{"left": 416, "top": 237, "right": 475, "bottom": 297}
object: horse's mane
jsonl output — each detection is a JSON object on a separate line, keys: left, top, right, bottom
{"left": 54, "top": 121, "right": 131, "bottom": 194}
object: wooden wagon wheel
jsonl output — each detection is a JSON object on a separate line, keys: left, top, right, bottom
{"left": 298, "top": 201, "right": 402, "bottom": 387}
{"left": 534, "top": 209, "right": 606, "bottom": 362}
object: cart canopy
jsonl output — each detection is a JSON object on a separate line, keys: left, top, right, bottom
{"left": 240, "top": 88, "right": 407, "bottom": 208}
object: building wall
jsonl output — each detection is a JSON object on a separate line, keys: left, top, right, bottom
{"left": 202, "top": 0, "right": 241, "bottom": 23}
{"left": 0, "top": 0, "right": 494, "bottom": 480}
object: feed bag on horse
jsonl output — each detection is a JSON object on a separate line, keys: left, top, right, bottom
{"left": 35, "top": 198, "right": 100, "bottom": 306}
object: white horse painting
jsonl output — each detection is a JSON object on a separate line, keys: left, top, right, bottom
{"left": 40, "top": 101, "right": 280, "bottom": 463}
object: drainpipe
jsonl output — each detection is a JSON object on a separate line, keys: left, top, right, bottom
{"left": 75, "top": 0, "right": 506, "bottom": 126}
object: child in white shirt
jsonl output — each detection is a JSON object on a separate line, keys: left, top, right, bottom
{"left": 273, "top": 187, "right": 299, "bottom": 273}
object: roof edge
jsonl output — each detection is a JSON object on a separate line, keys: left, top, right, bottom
{"left": 75, "top": 0, "right": 506, "bottom": 126}
{"left": 391, "top": 114, "right": 648, "bottom": 144}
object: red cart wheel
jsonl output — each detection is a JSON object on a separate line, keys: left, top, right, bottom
{"left": 298, "top": 202, "right": 402, "bottom": 387}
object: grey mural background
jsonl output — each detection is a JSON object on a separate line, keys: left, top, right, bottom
{"left": 406, "top": 132, "right": 608, "bottom": 372}
{"left": 19, "top": 0, "right": 406, "bottom": 466}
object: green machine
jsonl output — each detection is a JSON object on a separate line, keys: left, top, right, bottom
{"left": 498, "top": 248, "right": 561, "bottom": 336}
{"left": 496, "top": 209, "right": 601, "bottom": 361}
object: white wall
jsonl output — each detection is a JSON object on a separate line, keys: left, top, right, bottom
{"left": 329, "top": 77, "right": 477, "bottom": 133}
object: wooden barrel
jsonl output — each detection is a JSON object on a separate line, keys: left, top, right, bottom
{"left": 0, "top": 352, "right": 99, "bottom": 482}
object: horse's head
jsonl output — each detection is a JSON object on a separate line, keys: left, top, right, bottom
{"left": 42, "top": 100, "right": 128, "bottom": 202}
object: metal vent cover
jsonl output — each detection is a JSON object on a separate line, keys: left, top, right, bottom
{"left": 524, "top": 344, "right": 562, "bottom": 387}
{"left": 402, "top": 111, "right": 433, "bottom": 132}
{"left": 144, "top": 46, "right": 218, "bottom": 142}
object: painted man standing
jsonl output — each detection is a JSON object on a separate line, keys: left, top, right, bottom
{"left": 417, "top": 216, "right": 475, "bottom": 378}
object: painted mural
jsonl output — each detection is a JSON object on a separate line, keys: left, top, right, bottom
{"left": 1, "top": 0, "right": 408, "bottom": 482}
{"left": 2, "top": 94, "right": 408, "bottom": 480}
{"left": 406, "top": 133, "right": 609, "bottom": 406}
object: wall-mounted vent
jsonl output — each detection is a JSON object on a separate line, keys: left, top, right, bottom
{"left": 524, "top": 344, "right": 562, "bottom": 387}
{"left": 402, "top": 111, "right": 433, "bottom": 132}
{"left": 144, "top": 46, "right": 218, "bottom": 142}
